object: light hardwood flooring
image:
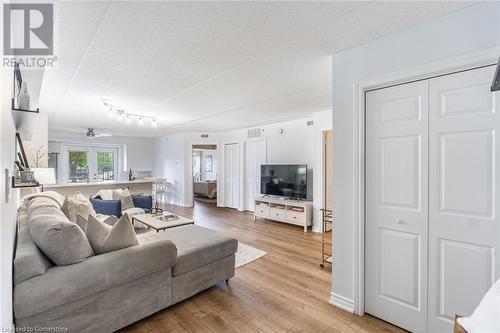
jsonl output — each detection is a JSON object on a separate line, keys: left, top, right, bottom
{"left": 120, "top": 201, "right": 404, "bottom": 333}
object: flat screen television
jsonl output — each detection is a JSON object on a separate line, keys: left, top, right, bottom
{"left": 260, "top": 164, "right": 307, "bottom": 199}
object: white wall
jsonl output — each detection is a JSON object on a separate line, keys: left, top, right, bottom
{"left": 14, "top": 112, "right": 48, "bottom": 167}
{"left": 49, "top": 131, "right": 155, "bottom": 181}
{"left": 331, "top": 2, "right": 500, "bottom": 312}
{"left": 0, "top": 69, "right": 20, "bottom": 329}
{"left": 222, "top": 117, "right": 316, "bottom": 197}
{"left": 153, "top": 113, "right": 332, "bottom": 232}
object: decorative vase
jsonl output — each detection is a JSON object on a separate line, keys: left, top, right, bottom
{"left": 17, "top": 81, "right": 31, "bottom": 110}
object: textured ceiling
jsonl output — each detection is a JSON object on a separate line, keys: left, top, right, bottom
{"left": 40, "top": 1, "right": 476, "bottom": 137}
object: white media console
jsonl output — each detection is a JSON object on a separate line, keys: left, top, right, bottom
{"left": 254, "top": 196, "right": 313, "bottom": 232}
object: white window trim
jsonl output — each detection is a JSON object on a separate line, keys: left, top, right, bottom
{"left": 60, "top": 143, "right": 122, "bottom": 183}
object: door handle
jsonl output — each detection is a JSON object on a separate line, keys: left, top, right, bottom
{"left": 395, "top": 219, "right": 406, "bottom": 224}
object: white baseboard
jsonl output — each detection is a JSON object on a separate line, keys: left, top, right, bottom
{"left": 311, "top": 226, "right": 321, "bottom": 233}
{"left": 329, "top": 292, "right": 355, "bottom": 313}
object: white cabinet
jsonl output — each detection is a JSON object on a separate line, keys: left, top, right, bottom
{"left": 254, "top": 197, "right": 312, "bottom": 232}
{"left": 365, "top": 66, "right": 500, "bottom": 333}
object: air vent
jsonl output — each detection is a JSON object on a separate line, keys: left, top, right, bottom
{"left": 307, "top": 120, "right": 314, "bottom": 126}
{"left": 247, "top": 128, "right": 261, "bottom": 138}
{"left": 201, "top": 134, "right": 209, "bottom": 138}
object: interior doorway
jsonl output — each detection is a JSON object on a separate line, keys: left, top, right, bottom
{"left": 323, "top": 131, "right": 333, "bottom": 210}
{"left": 192, "top": 144, "right": 218, "bottom": 205}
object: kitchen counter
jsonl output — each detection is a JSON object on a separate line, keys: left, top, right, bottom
{"left": 39, "top": 179, "right": 155, "bottom": 197}
{"left": 45, "top": 179, "right": 154, "bottom": 189}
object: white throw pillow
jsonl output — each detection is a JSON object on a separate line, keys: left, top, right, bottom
{"left": 75, "top": 214, "right": 118, "bottom": 232}
{"left": 85, "top": 214, "right": 138, "bottom": 255}
{"left": 61, "top": 192, "right": 96, "bottom": 222}
{"left": 113, "top": 188, "right": 135, "bottom": 210}
{"left": 95, "top": 189, "right": 114, "bottom": 200}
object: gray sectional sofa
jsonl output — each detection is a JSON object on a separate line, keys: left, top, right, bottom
{"left": 13, "top": 195, "right": 238, "bottom": 332}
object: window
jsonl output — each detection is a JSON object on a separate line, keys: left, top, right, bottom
{"left": 96, "top": 151, "right": 115, "bottom": 180}
{"left": 68, "top": 151, "right": 89, "bottom": 182}
{"left": 63, "top": 145, "right": 119, "bottom": 183}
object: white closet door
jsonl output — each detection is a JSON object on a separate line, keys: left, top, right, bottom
{"left": 224, "top": 143, "right": 239, "bottom": 209}
{"left": 428, "top": 66, "right": 500, "bottom": 332}
{"left": 365, "top": 81, "right": 429, "bottom": 333}
{"left": 244, "top": 140, "right": 266, "bottom": 211}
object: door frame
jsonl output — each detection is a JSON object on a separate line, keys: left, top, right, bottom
{"left": 350, "top": 47, "right": 500, "bottom": 316}
{"left": 322, "top": 130, "right": 333, "bottom": 210}
{"left": 242, "top": 138, "right": 267, "bottom": 212}
{"left": 186, "top": 143, "right": 219, "bottom": 208}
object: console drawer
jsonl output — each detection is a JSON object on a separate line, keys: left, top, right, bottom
{"left": 269, "top": 207, "right": 286, "bottom": 219}
{"left": 287, "top": 210, "right": 306, "bottom": 224}
{"left": 255, "top": 203, "right": 269, "bottom": 217}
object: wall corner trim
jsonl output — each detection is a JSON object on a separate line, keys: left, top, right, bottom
{"left": 329, "top": 292, "right": 355, "bottom": 313}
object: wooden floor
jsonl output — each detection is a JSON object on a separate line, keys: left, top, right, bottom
{"left": 120, "top": 201, "right": 404, "bottom": 333}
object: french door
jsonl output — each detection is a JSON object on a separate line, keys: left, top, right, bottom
{"left": 365, "top": 66, "right": 499, "bottom": 333}
{"left": 63, "top": 145, "right": 118, "bottom": 183}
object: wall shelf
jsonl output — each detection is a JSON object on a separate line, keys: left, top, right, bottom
{"left": 12, "top": 177, "right": 39, "bottom": 188}
{"left": 11, "top": 99, "right": 39, "bottom": 113}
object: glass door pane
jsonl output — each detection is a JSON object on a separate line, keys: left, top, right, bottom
{"left": 68, "top": 151, "right": 89, "bottom": 182}
{"left": 96, "top": 151, "right": 115, "bottom": 181}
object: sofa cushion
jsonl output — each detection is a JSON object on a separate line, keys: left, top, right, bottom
{"left": 138, "top": 225, "right": 238, "bottom": 276}
{"left": 113, "top": 188, "right": 134, "bottom": 210}
{"left": 29, "top": 214, "right": 94, "bottom": 266}
{"left": 85, "top": 215, "right": 138, "bottom": 255}
{"left": 61, "top": 192, "right": 96, "bottom": 222}
{"left": 14, "top": 239, "right": 177, "bottom": 320}
{"left": 14, "top": 225, "right": 53, "bottom": 285}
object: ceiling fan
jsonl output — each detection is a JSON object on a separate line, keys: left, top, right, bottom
{"left": 86, "top": 128, "right": 111, "bottom": 138}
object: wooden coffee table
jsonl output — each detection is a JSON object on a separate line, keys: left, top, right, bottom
{"left": 132, "top": 212, "right": 194, "bottom": 232}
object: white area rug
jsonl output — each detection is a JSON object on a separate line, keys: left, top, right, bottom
{"left": 235, "top": 243, "right": 267, "bottom": 268}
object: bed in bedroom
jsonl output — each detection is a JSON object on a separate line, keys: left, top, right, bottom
{"left": 193, "top": 181, "right": 217, "bottom": 199}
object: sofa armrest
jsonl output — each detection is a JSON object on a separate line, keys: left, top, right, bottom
{"left": 132, "top": 194, "right": 153, "bottom": 212}
{"left": 14, "top": 240, "right": 177, "bottom": 319}
{"left": 91, "top": 197, "right": 122, "bottom": 217}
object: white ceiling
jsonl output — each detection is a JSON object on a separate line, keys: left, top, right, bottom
{"left": 40, "top": 1, "right": 476, "bottom": 137}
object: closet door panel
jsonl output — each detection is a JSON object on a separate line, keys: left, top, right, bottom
{"left": 428, "top": 66, "right": 500, "bottom": 333}
{"left": 365, "top": 81, "right": 429, "bottom": 333}
{"left": 224, "top": 143, "right": 240, "bottom": 209}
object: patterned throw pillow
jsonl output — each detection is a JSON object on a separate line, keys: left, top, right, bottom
{"left": 61, "top": 192, "right": 96, "bottom": 222}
